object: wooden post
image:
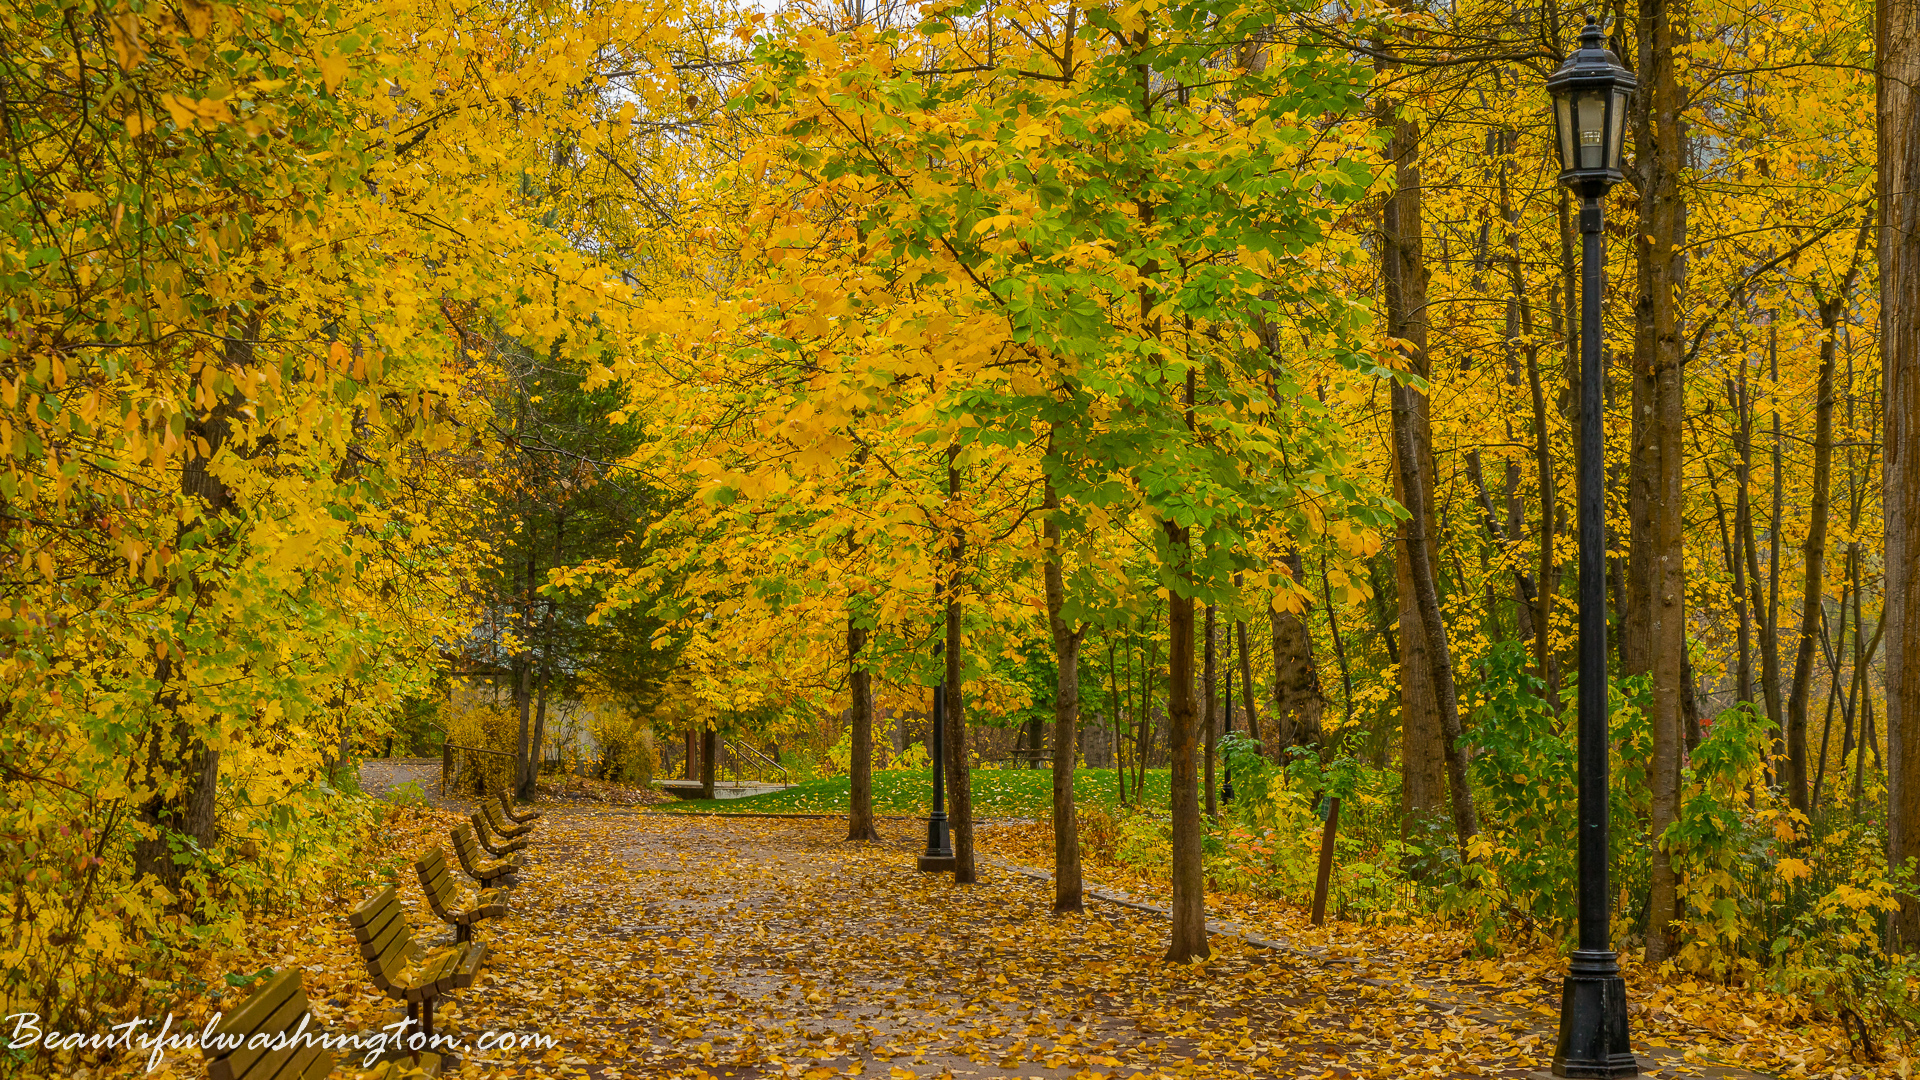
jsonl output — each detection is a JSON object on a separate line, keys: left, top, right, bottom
{"left": 1310, "top": 796, "right": 1341, "bottom": 926}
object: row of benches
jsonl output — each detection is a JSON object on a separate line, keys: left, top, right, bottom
{"left": 203, "top": 793, "right": 543, "bottom": 1080}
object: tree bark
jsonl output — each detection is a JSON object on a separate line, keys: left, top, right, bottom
{"left": 701, "top": 726, "right": 717, "bottom": 799}
{"left": 1204, "top": 604, "right": 1218, "bottom": 821}
{"left": 1881, "top": 0, "right": 1920, "bottom": 946}
{"left": 1633, "top": 0, "right": 1689, "bottom": 965}
{"left": 1042, "top": 478, "right": 1084, "bottom": 911}
{"left": 1380, "top": 103, "right": 1465, "bottom": 847}
{"left": 1380, "top": 106, "right": 1449, "bottom": 842}
{"left": 847, "top": 615, "right": 880, "bottom": 841}
{"left": 946, "top": 449, "right": 977, "bottom": 883}
{"left": 1164, "top": 518, "right": 1207, "bottom": 961}
{"left": 1270, "top": 551, "right": 1325, "bottom": 753}
{"left": 132, "top": 312, "right": 258, "bottom": 892}
{"left": 1786, "top": 223, "right": 1870, "bottom": 812}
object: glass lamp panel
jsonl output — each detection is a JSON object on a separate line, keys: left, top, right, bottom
{"left": 1608, "top": 86, "right": 1630, "bottom": 170}
{"left": 1576, "top": 89, "right": 1606, "bottom": 170}
{"left": 1554, "top": 94, "right": 1576, "bottom": 171}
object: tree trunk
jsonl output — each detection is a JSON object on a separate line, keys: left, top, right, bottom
{"left": 847, "top": 615, "right": 880, "bottom": 841}
{"left": 1164, "top": 517, "right": 1207, "bottom": 961}
{"left": 1042, "top": 478, "right": 1084, "bottom": 911}
{"left": 1236, "top": 617, "right": 1261, "bottom": 751}
{"left": 946, "top": 449, "right": 977, "bottom": 883}
{"left": 701, "top": 726, "right": 717, "bottom": 799}
{"left": 1205, "top": 604, "right": 1218, "bottom": 821}
{"left": 1270, "top": 551, "right": 1325, "bottom": 753}
{"left": 1787, "top": 225, "right": 1870, "bottom": 812}
{"left": 132, "top": 312, "right": 258, "bottom": 893}
{"left": 1380, "top": 103, "right": 1461, "bottom": 846}
{"left": 1634, "top": 0, "right": 1689, "bottom": 965}
{"left": 1881, "top": 0, "right": 1920, "bottom": 947}
{"left": 515, "top": 543, "right": 536, "bottom": 794}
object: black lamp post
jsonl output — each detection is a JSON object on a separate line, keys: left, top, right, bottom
{"left": 1546, "top": 16, "right": 1637, "bottom": 1080}
{"left": 918, "top": 632, "right": 955, "bottom": 871}
{"left": 916, "top": 682, "right": 955, "bottom": 870}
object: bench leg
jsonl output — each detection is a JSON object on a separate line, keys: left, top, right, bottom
{"left": 457, "top": 921, "right": 471, "bottom": 944}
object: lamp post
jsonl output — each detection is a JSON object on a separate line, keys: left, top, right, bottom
{"left": 916, "top": 682, "right": 955, "bottom": 871}
{"left": 1546, "top": 16, "right": 1637, "bottom": 1079}
{"left": 919, "top": 620, "right": 955, "bottom": 871}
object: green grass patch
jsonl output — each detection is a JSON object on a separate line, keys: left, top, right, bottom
{"left": 652, "top": 767, "right": 1172, "bottom": 817}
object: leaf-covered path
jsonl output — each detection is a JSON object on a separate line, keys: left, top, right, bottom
{"left": 443, "top": 810, "right": 1776, "bottom": 1080}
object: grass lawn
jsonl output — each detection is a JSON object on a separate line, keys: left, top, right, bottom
{"left": 651, "top": 766, "right": 1172, "bottom": 817}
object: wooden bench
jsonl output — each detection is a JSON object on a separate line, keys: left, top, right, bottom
{"left": 415, "top": 846, "right": 508, "bottom": 943}
{"left": 470, "top": 810, "right": 529, "bottom": 857}
{"left": 452, "top": 822, "right": 522, "bottom": 888}
{"left": 483, "top": 796, "right": 535, "bottom": 839}
{"left": 202, "top": 968, "right": 334, "bottom": 1080}
{"left": 495, "top": 791, "right": 542, "bottom": 824}
{"left": 348, "top": 885, "right": 486, "bottom": 1068}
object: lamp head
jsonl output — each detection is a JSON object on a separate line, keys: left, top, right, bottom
{"left": 1546, "top": 16, "right": 1637, "bottom": 195}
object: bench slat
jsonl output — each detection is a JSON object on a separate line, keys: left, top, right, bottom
{"left": 347, "top": 884, "right": 397, "bottom": 930}
{"left": 207, "top": 968, "right": 302, "bottom": 1044}
{"left": 202, "top": 970, "right": 334, "bottom": 1080}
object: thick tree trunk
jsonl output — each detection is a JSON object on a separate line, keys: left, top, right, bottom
{"left": 1390, "top": 377, "right": 1480, "bottom": 850}
{"left": 1270, "top": 551, "right": 1325, "bottom": 752}
{"left": 1380, "top": 106, "right": 1456, "bottom": 845}
{"left": 1881, "top": 0, "right": 1920, "bottom": 947}
{"left": 1634, "top": 0, "right": 1689, "bottom": 964}
{"left": 1042, "top": 479, "right": 1084, "bottom": 911}
{"left": 133, "top": 313, "right": 257, "bottom": 892}
{"left": 1164, "top": 519, "right": 1207, "bottom": 961}
{"left": 946, "top": 451, "right": 977, "bottom": 883}
{"left": 847, "top": 615, "right": 880, "bottom": 841}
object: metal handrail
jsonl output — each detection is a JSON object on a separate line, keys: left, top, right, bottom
{"left": 724, "top": 739, "right": 790, "bottom": 787}
{"left": 441, "top": 742, "right": 516, "bottom": 796}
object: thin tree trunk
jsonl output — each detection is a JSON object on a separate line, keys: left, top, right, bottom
{"left": 945, "top": 447, "right": 977, "bottom": 883}
{"left": 847, "top": 615, "right": 880, "bottom": 841}
{"left": 1042, "top": 477, "right": 1085, "bottom": 911}
{"left": 1205, "top": 604, "right": 1218, "bottom": 821}
{"left": 701, "top": 726, "right": 717, "bottom": 800}
{"left": 1270, "top": 551, "right": 1326, "bottom": 752}
{"left": 1766, "top": 323, "right": 1787, "bottom": 757}
{"left": 1319, "top": 555, "right": 1355, "bottom": 729}
{"left": 1789, "top": 222, "right": 1871, "bottom": 810}
{"left": 516, "top": 543, "right": 536, "bottom": 794}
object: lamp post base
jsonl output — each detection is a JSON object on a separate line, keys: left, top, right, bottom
{"left": 1551, "top": 950, "right": 1637, "bottom": 1078}
{"left": 918, "top": 811, "right": 954, "bottom": 872}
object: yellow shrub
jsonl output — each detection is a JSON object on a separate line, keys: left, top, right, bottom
{"left": 591, "top": 711, "right": 658, "bottom": 786}
{"left": 444, "top": 696, "right": 519, "bottom": 795}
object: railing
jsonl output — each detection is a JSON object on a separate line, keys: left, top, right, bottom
{"left": 442, "top": 741, "right": 517, "bottom": 797}
{"left": 722, "top": 739, "right": 791, "bottom": 787}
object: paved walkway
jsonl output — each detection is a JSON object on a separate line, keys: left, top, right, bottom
{"left": 418, "top": 809, "right": 1788, "bottom": 1080}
